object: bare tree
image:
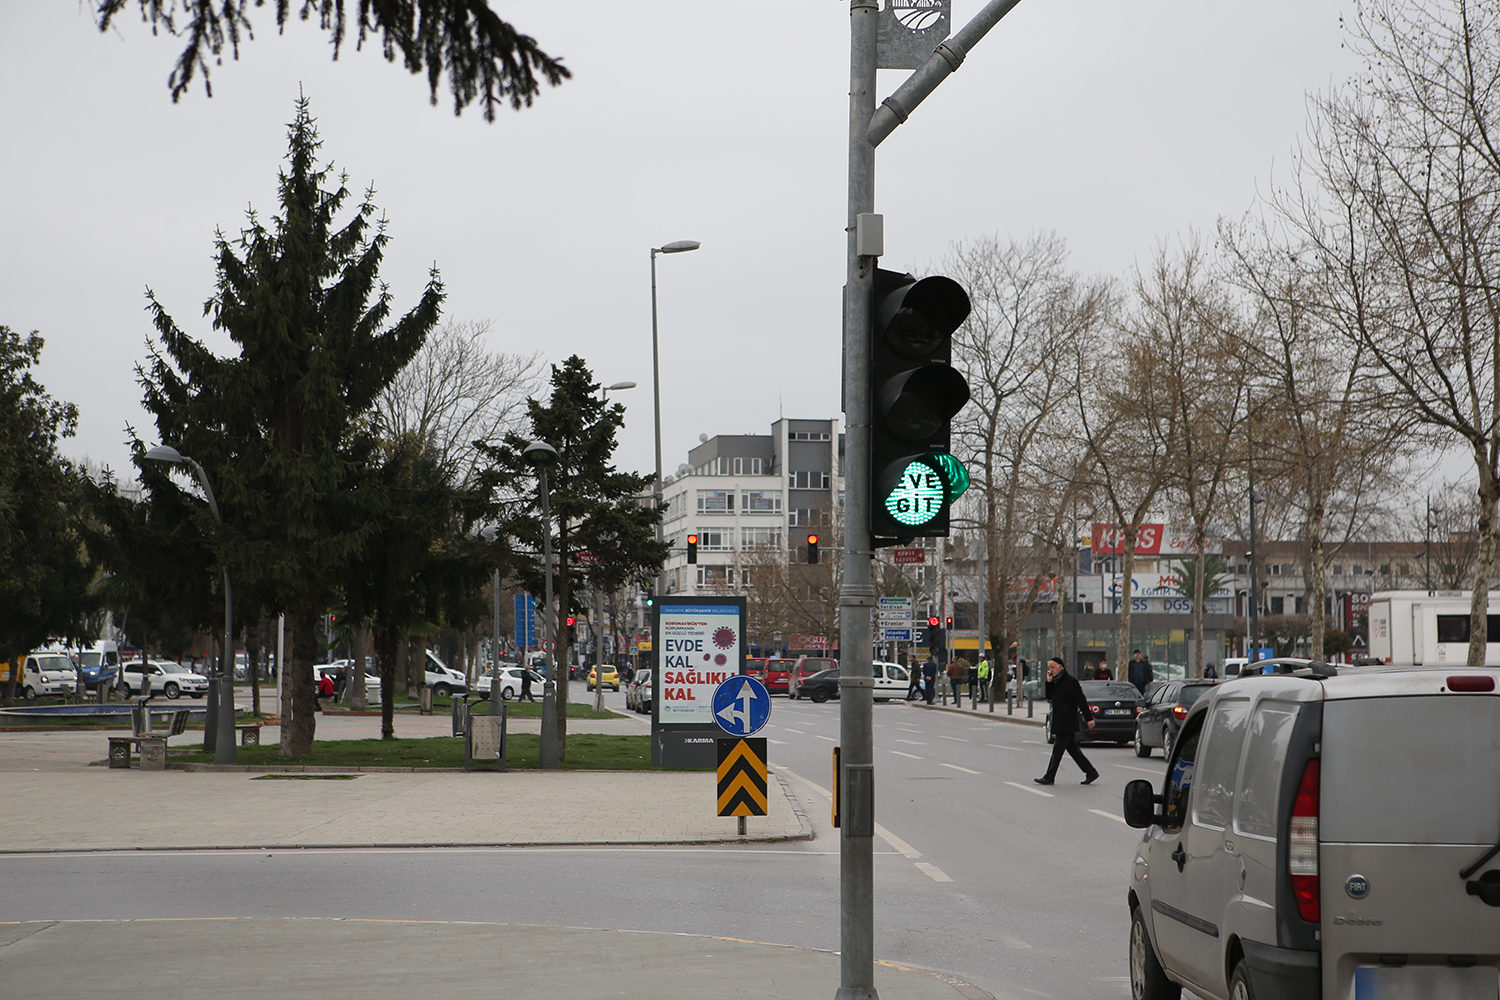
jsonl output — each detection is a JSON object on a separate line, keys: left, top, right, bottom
{"left": 1282, "top": 0, "right": 1500, "bottom": 665}
{"left": 947, "top": 232, "right": 1114, "bottom": 674}
{"left": 373, "top": 318, "right": 543, "bottom": 484}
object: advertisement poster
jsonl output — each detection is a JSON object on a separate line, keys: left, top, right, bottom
{"left": 656, "top": 600, "right": 745, "bottom": 725}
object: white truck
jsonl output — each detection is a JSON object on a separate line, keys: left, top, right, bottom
{"left": 1366, "top": 589, "right": 1500, "bottom": 665}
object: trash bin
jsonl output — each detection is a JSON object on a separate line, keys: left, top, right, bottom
{"left": 419, "top": 686, "right": 433, "bottom": 716}
{"left": 451, "top": 696, "right": 465, "bottom": 736}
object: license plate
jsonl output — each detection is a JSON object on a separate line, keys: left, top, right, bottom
{"left": 1104, "top": 709, "right": 1131, "bottom": 716}
{"left": 1354, "top": 965, "right": 1498, "bottom": 999}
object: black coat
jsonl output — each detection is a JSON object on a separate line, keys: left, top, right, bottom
{"left": 1044, "top": 670, "right": 1090, "bottom": 736}
{"left": 1128, "top": 657, "right": 1154, "bottom": 692}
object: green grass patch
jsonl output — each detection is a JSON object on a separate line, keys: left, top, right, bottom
{"left": 171, "top": 733, "right": 667, "bottom": 770}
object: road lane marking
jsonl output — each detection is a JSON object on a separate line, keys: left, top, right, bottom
{"left": 894, "top": 739, "right": 926, "bottom": 745}
{"left": 1090, "top": 809, "right": 1127, "bottom": 824}
{"left": 812, "top": 734, "right": 837, "bottom": 742}
{"left": 1113, "top": 764, "right": 1162, "bottom": 775}
{"left": 897, "top": 728, "right": 923, "bottom": 734}
{"left": 768, "top": 739, "right": 788, "bottom": 745}
{"left": 890, "top": 750, "right": 924, "bottom": 759}
{"left": 777, "top": 767, "right": 922, "bottom": 858}
{"left": 915, "top": 862, "right": 953, "bottom": 882}
{"left": 1021, "top": 740, "right": 1046, "bottom": 745}
{"left": 937, "top": 735, "right": 968, "bottom": 742}
{"left": 781, "top": 728, "right": 806, "bottom": 734}
{"left": 1005, "top": 781, "right": 1054, "bottom": 798}
{"left": 986, "top": 744, "right": 1022, "bottom": 751}
{"left": 939, "top": 762, "right": 980, "bottom": 774}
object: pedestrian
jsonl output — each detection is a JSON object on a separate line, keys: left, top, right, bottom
{"left": 906, "top": 661, "right": 922, "bottom": 701}
{"left": 316, "top": 671, "right": 334, "bottom": 711}
{"left": 921, "top": 656, "right": 938, "bottom": 704}
{"left": 1128, "top": 650, "right": 1154, "bottom": 694}
{"left": 966, "top": 658, "right": 979, "bottom": 702}
{"left": 1035, "top": 656, "right": 1100, "bottom": 786}
{"left": 1204, "top": 661, "right": 1218, "bottom": 680}
{"left": 977, "top": 655, "right": 991, "bottom": 700}
{"left": 946, "top": 656, "right": 966, "bottom": 703}
{"left": 1096, "top": 658, "right": 1111, "bottom": 681}
{"left": 520, "top": 667, "right": 536, "bottom": 702}
{"left": 333, "top": 665, "right": 348, "bottom": 703}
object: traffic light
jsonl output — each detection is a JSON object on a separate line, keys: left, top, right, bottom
{"left": 806, "top": 533, "right": 819, "bottom": 564}
{"left": 946, "top": 616, "right": 953, "bottom": 629}
{"left": 869, "top": 268, "right": 972, "bottom": 539}
{"left": 565, "top": 614, "right": 577, "bottom": 642}
{"left": 686, "top": 533, "right": 698, "bottom": 564}
{"left": 928, "top": 615, "right": 940, "bottom": 628}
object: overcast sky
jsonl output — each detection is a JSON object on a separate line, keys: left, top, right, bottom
{"left": 3, "top": 1, "right": 1376, "bottom": 488}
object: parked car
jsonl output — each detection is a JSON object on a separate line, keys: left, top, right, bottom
{"left": 1133, "top": 679, "right": 1217, "bottom": 758}
{"left": 586, "top": 665, "right": 620, "bottom": 692}
{"left": 1045, "top": 680, "right": 1143, "bottom": 745}
{"left": 787, "top": 656, "right": 838, "bottom": 699}
{"left": 117, "top": 659, "right": 210, "bottom": 699}
{"left": 474, "top": 666, "right": 544, "bottom": 701}
{"left": 795, "top": 667, "right": 840, "bottom": 703}
{"left": 871, "top": 660, "right": 910, "bottom": 702}
{"left": 761, "top": 658, "right": 795, "bottom": 695}
{"left": 625, "top": 669, "right": 653, "bottom": 713}
{"left": 20, "top": 650, "right": 77, "bottom": 700}
{"left": 1122, "top": 660, "right": 1500, "bottom": 1000}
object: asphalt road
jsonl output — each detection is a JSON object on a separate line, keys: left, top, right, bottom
{"left": 4, "top": 685, "right": 1165, "bottom": 1000}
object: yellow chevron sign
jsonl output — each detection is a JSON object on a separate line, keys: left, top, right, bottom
{"left": 717, "top": 738, "right": 768, "bottom": 817}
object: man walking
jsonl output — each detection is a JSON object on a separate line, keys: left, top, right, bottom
{"left": 1035, "top": 656, "right": 1100, "bottom": 786}
{"left": 921, "top": 656, "right": 938, "bottom": 704}
{"left": 1128, "top": 650, "right": 1153, "bottom": 694}
{"left": 976, "top": 655, "right": 990, "bottom": 701}
{"left": 519, "top": 667, "right": 537, "bottom": 702}
{"left": 946, "top": 657, "right": 966, "bottom": 703}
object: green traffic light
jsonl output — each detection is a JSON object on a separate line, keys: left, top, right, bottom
{"left": 880, "top": 452, "right": 969, "bottom": 528}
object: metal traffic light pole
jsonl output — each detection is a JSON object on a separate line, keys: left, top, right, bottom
{"left": 839, "top": 3, "right": 1025, "bottom": 998}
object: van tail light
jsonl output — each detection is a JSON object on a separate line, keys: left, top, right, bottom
{"left": 1448, "top": 675, "right": 1497, "bottom": 693}
{"left": 1171, "top": 705, "right": 1187, "bottom": 720}
{"left": 1289, "top": 759, "right": 1321, "bottom": 923}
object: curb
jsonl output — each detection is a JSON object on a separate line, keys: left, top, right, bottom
{"left": 912, "top": 703, "right": 1044, "bottom": 727}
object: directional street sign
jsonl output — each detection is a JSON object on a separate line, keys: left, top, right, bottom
{"left": 717, "top": 738, "right": 768, "bottom": 817}
{"left": 711, "top": 675, "right": 772, "bottom": 737}
{"left": 880, "top": 628, "right": 913, "bottom": 642}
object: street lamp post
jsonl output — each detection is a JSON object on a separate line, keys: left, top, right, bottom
{"left": 650, "top": 240, "right": 701, "bottom": 599}
{"left": 524, "top": 441, "right": 562, "bottom": 769}
{"left": 145, "top": 445, "right": 235, "bottom": 765}
{"left": 481, "top": 526, "right": 503, "bottom": 717}
{"left": 593, "top": 382, "right": 637, "bottom": 712}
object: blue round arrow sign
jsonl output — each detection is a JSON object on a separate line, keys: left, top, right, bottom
{"left": 711, "top": 675, "right": 772, "bottom": 737}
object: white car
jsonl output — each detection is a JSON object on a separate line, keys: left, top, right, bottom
{"left": 117, "top": 659, "right": 210, "bottom": 699}
{"left": 474, "top": 666, "right": 544, "bottom": 701}
{"left": 871, "top": 661, "right": 911, "bottom": 701}
{"left": 21, "top": 650, "right": 77, "bottom": 700}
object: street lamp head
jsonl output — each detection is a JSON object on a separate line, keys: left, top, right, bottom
{"left": 605, "top": 381, "right": 638, "bottom": 391}
{"left": 145, "top": 444, "right": 186, "bottom": 465}
{"left": 522, "top": 441, "right": 560, "bottom": 468}
{"left": 480, "top": 525, "right": 499, "bottom": 541}
{"left": 658, "top": 240, "right": 701, "bottom": 254}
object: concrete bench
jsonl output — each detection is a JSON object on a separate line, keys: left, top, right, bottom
{"left": 108, "top": 736, "right": 168, "bottom": 770}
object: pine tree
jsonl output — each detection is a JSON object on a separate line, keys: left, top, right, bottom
{"left": 135, "top": 97, "right": 443, "bottom": 754}
{"left": 479, "top": 356, "right": 667, "bottom": 762}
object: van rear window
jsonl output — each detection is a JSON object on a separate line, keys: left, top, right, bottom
{"left": 1322, "top": 696, "right": 1500, "bottom": 844}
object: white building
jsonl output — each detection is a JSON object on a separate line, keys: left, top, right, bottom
{"left": 659, "top": 418, "right": 844, "bottom": 597}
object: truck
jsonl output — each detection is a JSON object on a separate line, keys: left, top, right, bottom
{"left": 1366, "top": 589, "right": 1500, "bottom": 665}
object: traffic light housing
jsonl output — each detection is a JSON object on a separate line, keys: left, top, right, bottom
{"left": 686, "top": 533, "right": 698, "bottom": 564}
{"left": 946, "top": 616, "right": 953, "bottom": 629}
{"left": 806, "top": 533, "right": 819, "bottom": 564}
{"left": 565, "top": 614, "right": 577, "bottom": 642}
{"left": 869, "top": 268, "right": 972, "bottom": 539}
{"left": 928, "top": 615, "right": 941, "bottom": 628}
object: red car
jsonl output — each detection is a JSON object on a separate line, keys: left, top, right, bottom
{"left": 761, "top": 658, "right": 795, "bottom": 695}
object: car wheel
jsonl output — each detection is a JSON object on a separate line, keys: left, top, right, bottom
{"left": 1228, "top": 962, "right": 1256, "bottom": 1000}
{"left": 1130, "top": 905, "right": 1181, "bottom": 1000}
{"left": 501, "top": 688, "right": 514, "bottom": 701}
{"left": 433, "top": 683, "right": 451, "bottom": 698}
{"left": 1162, "top": 731, "right": 1174, "bottom": 760}
{"left": 1135, "top": 725, "right": 1152, "bottom": 758}
{"left": 164, "top": 683, "right": 180, "bottom": 699}
{"left": 118, "top": 684, "right": 131, "bottom": 698}
{"left": 810, "top": 688, "right": 830, "bottom": 703}
{"left": 1044, "top": 715, "right": 1055, "bottom": 745}
{"left": 24, "top": 686, "right": 37, "bottom": 701}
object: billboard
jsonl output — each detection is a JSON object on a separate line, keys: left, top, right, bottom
{"left": 1091, "top": 524, "right": 1220, "bottom": 556}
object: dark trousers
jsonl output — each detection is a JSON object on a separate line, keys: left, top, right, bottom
{"left": 1043, "top": 730, "right": 1098, "bottom": 781}
{"left": 520, "top": 684, "right": 536, "bottom": 702}
{"left": 923, "top": 677, "right": 935, "bottom": 703}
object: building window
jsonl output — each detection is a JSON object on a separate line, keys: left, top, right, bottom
{"left": 788, "top": 509, "right": 828, "bottom": 527}
{"left": 1352, "top": 563, "right": 1364, "bottom": 576}
{"left": 741, "top": 490, "right": 781, "bottom": 514}
{"left": 789, "top": 471, "right": 830, "bottom": 490}
{"left": 1332, "top": 564, "right": 1344, "bottom": 576}
{"left": 697, "top": 527, "right": 732, "bottom": 551}
{"left": 1270, "top": 596, "right": 1285, "bottom": 614}
{"left": 698, "top": 566, "right": 730, "bottom": 588}
{"left": 789, "top": 431, "right": 831, "bottom": 441}
{"left": 731, "top": 457, "right": 764, "bottom": 476}
{"left": 1379, "top": 563, "right": 1392, "bottom": 576}
{"left": 741, "top": 527, "right": 782, "bottom": 549}
{"left": 697, "top": 490, "right": 733, "bottom": 514}
{"left": 1270, "top": 564, "right": 1281, "bottom": 576}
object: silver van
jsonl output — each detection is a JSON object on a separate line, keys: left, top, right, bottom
{"left": 1123, "top": 658, "right": 1500, "bottom": 1000}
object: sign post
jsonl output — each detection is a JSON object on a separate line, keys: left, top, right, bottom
{"left": 712, "top": 674, "right": 772, "bottom": 835}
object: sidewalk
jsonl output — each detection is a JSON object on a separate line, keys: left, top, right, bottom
{"left": 910, "top": 694, "right": 1045, "bottom": 726}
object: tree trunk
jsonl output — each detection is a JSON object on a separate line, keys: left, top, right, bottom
{"left": 1191, "top": 546, "right": 1206, "bottom": 678}
{"left": 555, "top": 525, "right": 572, "bottom": 765}
{"left": 1468, "top": 458, "right": 1500, "bottom": 667}
{"left": 374, "top": 624, "right": 398, "bottom": 738}
{"left": 395, "top": 637, "right": 408, "bottom": 695}
{"left": 283, "top": 607, "right": 319, "bottom": 756}
{"left": 351, "top": 620, "right": 369, "bottom": 711}
{"left": 413, "top": 634, "right": 429, "bottom": 698}
{"left": 247, "top": 620, "right": 262, "bottom": 716}
{"left": 1115, "top": 523, "right": 1140, "bottom": 674}
{"left": 1308, "top": 500, "right": 1327, "bottom": 661}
